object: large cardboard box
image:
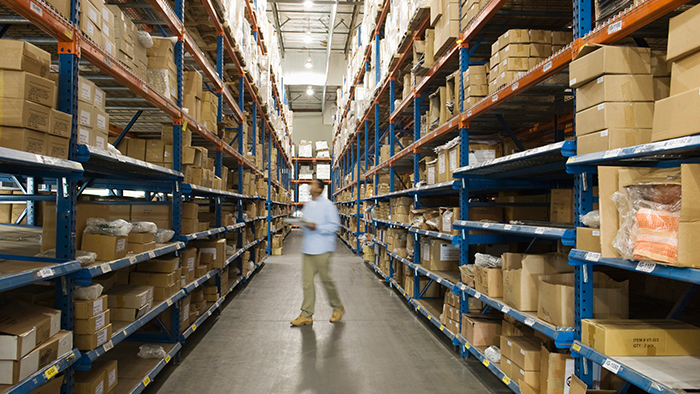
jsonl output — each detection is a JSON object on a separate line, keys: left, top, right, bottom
{"left": 569, "top": 45, "right": 651, "bottom": 88}
{"left": 81, "top": 233, "right": 127, "bottom": 261}
{"left": 577, "top": 128, "right": 652, "bottom": 155}
{"left": 502, "top": 253, "right": 572, "bottom": 311}
{"left": 0, "top": 127, "right": 47, "bottom": 155}
{"left": 75, "top": 310, "right": 110, "bottom": 335}
{"left": 74, "top": 324, "right": 112, "bottom": 350}
{"left": 0, "top": 40, "right": 51, "bottom": 78}
{"left": 666, "top": 3, "right": 700, "bottom": 62}
{"left": 474, "top": 265, "right": 503, "bottom": 297}
{"left": 421, "top": 239, "right": 459, "bottom": 271}
{"left": 550, "top": 189, "right": 574, "bottom": 223}
{"left": 575, "top": 74, "right": 654, "bottom": 112}
{"left": 49, "top": 109, "right": 72, "bottom": 138}
{"left": 0, "top": 301, "right": 60, "bottom": 361}
{"left": 540, "top": 346, "right": 574, "bottom": 394}
{"left": 74, "top": 295, "right": 107, "bottom": 319}
{"left": 0, "top": 71, "right": 55, "bottom": 108}
{"left": 669, "top": 51, "right": 700, "bottom": 96}
{"left": 576, "top": 102, "right": 654, "bottom": 136}
{"left": 107, "top": 285, "right": 153, "bottom": 309}
{"left": 461, "top": 314, "right": 501, "bottom": 347}
{"left": 510, "top": 336, "right": 542, "bottom": 371}
{"left": 537, "top": 272, "right": 628, "bottom": 327}
{"left": 0, "top": 330, "right": 72, "bottom": 385}
{"left": 0, "top": 99, "right": 51, "bottom": 133}
{"left": 581, "top": 319, "right": 700, "bottom": 356}
{"left": 652, "top": 87, "right": 700, "bottom": 142}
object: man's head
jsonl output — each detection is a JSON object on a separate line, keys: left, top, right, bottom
{"left": 310, "top": 179, "right": 325, "bottom": 200}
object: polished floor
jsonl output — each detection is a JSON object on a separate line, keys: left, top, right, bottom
{"left": 148, "top": 230, "right": 510, "bottom": 394}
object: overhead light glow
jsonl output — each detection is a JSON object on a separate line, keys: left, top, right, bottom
{"left": 305, "top": 57, "right": 313, "bottom": 69}
{"left": 304, "top": 31, "right": 312, "bottom": 43}
{"left": 306, "top": 86, "right": 314, "bottom": 96}
{"left": 303, "top": 0, "right": 314, "bottom": 8}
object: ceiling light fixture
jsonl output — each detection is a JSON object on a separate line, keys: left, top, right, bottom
{"left": 304, "top": 31, "right": 312, "bottom": 43}
{"left": 305, "top": 57, "right": 313, "bottom": 69}
{"left": 306, "top": 86, "right": 314, "bottom": 96}
{"left": 303, "top": 0, "right": 314, "bottom": 8}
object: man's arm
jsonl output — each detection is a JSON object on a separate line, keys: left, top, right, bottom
{"left": 315, "top": 201, "right": 340, "bottom": 235}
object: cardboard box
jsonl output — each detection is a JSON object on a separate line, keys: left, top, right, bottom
{"left": 540, "top": 346, "right": 574, "bottom": 394}
{"left": 461, "top": 314, "right": 501, "bottom": 347}
{"left": 75, "top": 365, "right": 105, "bottom": 394}
{"left": 0, "top": 301, "right": 60, "bottom": 361}
{"left": 75, "top": 310, "right": 110, "bottom": 335}
{"left": 127, "top": 139, "right": 146, "bottom": 161}
{"left": 126, "top": 241, "right": 155, "bottom": 254}
{"left": 0, "top": 40, "right": 51, "bottom": 78}
{"left": 577, "top": 128, "right": 653, "bottom": 155}
{"left": 129, "top": 271, "right": 177, "bottom": 288}
{"left": 94, "top": 108, "right": 109, "bottom": 134}
{"left": 192, "top": 239, "right": 226, "bottom": 269}
{"left": 77, "top": 101, "right": 94, "bottom": 129}
{"left": 666, "top": 3, "right": 700, "bottom": 62}
{"left": 146, "top": 140, "right": 165, "bottom": 163}
{"left": 111, "top": 304, "right": 150, "bottom": 322}
{"left": 107, "top": 285, "right": 153, "bottom": 309}
{"left": 576, "top": 102, "right": 654, "bottom": 136}
{"left": 654, "top": 76, "right": 670, "bottom": 100}
{"left": 510, "top": 336, "right": 542, "bottom": 371}
{"left": 582, "top": 319, "right": 700, "bottom": 356}
{"left": 137, "top": 257, "right": 178, "bottom": 273}
{"left": 93, "top": 85, "right": 106, "bottom": 109}
{"left": 92, "top": 359, "right": 118, "bottom": 393}
{"left": 0, "top": 127, "right": 46, "bottom": 155}
{"left": 474, "top": 265, "right": 503, "bottom": 297}
{"left": 421, "top": 239, "right": 459, "bottom": 271}
{"left": 27, "top": 373, "right": 63, "bottom": 393}
{"left": 499, "top": 29, "right": 530, "bottom": 49}
{"left": 502, "top": 253, "right": 572, "bottom": 311}
{"left": 569, "top": 375, "right": 616, "bottom": 394}
{"left": 569, "top": 45, "right": 651, "bottom": 88}
{"left": 652, "top": 87, "right": 700, "bottom": 141}
{"left": 74, "top": 324, "right": 112, "bottom": 350}
{"left": 576, "top": 74, "right": 654, "bottom": 112}
{"left": 576, "top": 227, "right": 601, "bottom": 253}
{"left": 501, "top": 356, "right": 514, "bottom": 378}
{"left": 153, "top": 283, "right": 178, "bottom": 301}
{"left": 0, "top": 330, "right": 72, "bottom": 385}
{"left": 75, "top": 295, "right": 107, "bottom": 319}
{"left": 538, "top": 272, "right": 628, "bottom": 327}
{"left": 127, "top": 232, "right": 154, "bottom": 244}
{"left": 503, "top": 44, "right": 530, "bottom": 58}
{"left": 550, "top": 189, "right": 574, "bottom": 223}
{"left": 515, "top": 368, "right": 541, "bottom": 391}
{"left": 0, "top": 70, "right": 55, "bottom": 108}
{"left": 0, "top": 100, "right": 51, "bottom": 132}
{"left": 81, "top": 233, "right": 127, "bottom": 261}
{"left": 669, "top": 51, "right": 700, "bottom": 96}
{"left": 49, "top": 109, "right": 72, "bottom": 138}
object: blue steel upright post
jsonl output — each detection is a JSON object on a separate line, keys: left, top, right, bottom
{"left": 413, "top": 89, "right": 422, "bottom": 298}
{"left": 458, "top": 41, "right": 472, "bottom": 356}
{"left": 237, "top": 75, "right": 245, "bottom": 276}
{"left": 267, "top": 122, "right": 273, "bottom": 254}
{"left": 214, "top": 29, "right": 224, "bottom": 229}
{"left": 56, "top": 1, "right": 80, "bottom": 391}
{"left": 573, "top": 0, "right": 595, "bottom": 385}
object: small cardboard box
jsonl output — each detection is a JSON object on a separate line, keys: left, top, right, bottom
{"left": 78, "top": 76, "right": 94, "bottom": 104}
{"left": 111, "top": 304, "right": 150, "bottom": 322}
{"left": 75, "top": 365, "right": 105, "bottom": 394}
{"left": 502, "top": 253, "right": 572, "bottom": 311}
{"left": 550, "top": 189, "right": 574, "bottom": 223}
{"left": 420, "top": 239, "right": 459, "bottom": 271}
{"left": 0, "top": 99, "right": 51, "bottom": 132}
{"left": 474, "top": 265, "right": 503, "bottom": 297}
{"left": 576, "top": 227, "right": 601, "bottom": 253}
{"left": 0, "top": 127, "right": 47, "bottom": 155}
{"left": 510, "top": 336, "right": 542, "bottom": 371}
{"left": 582, "top": 319, "right": 700, "bottom": 356}
{"left": 75, "top": 295, "right": 107, "bottom": 319}
{"left": 0, "top": 330, "right": 72, "bottom": 385}
{"left": 129, "top": 271, "right": 177, "bottom": 288}
{"left": 137, "top": 257, "right": 179, "bottom": 273}
{"left": 569, "top": 45, "right": 651, "bottom": 88}
{"left": 77, "top": 101, "right": 95, "bottom": 129}
{"left": 575, "top": 74, "right": 654, "bottom": 112}
{"left": 0, "top": 40, "right": 51, "bottom": 78}
{"left": 0, "top": 301, "right": 60, "bottom": 361}
{"left": 74, "top": 324, "right": 112, "bottom": 350}
{"left": 461, "top": 314, "right": 501, "bottom": 347}
{"left": 94, "top": 107, "right": 109, "bottom": 134}
{"left": 0, "top": 70, "right": 55, "bottom": 108}
{"left": 49, "top": 109, "right": 72, "bottom": 138}
{"left": 107, "top": 285, "right": 153, "bottom": 309}
{"left": 74, "top": 310, "right": 110, "bottom": 335}
{"left": 81, "top": 233, "right": 127, "bottom": 261}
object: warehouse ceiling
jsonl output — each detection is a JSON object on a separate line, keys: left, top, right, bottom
{"left": 267, "top": 0, "right": 363, "bottom": 112}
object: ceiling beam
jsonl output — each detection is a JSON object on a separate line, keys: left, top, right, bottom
{"left": 321, "top": 0, "right": 338, "bottom": 114}
{"left": 272, "top": 2, "right": 286, "bottom": 57}
{"left": 270, "top": 0, "right": 363, "bottom": 4}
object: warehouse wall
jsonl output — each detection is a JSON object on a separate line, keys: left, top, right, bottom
{"left": 292, "top": 113, "right": 333, "bottom": 146}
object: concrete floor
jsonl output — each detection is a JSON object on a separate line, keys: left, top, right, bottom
{"left": 148, "top": 230, "right": 510, "bottom": 394}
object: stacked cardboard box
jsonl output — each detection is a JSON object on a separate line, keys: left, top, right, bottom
{"left": 463, "top": 65, "right": 488, "bottom": 109}
{"left": 0, "top": 300, "right": 67, "bottom": 384}
{"left": 126, "top": 230, "right": 156, "bottom": 254}
{"left": 132, "top": 257, "right": 181, "bottom": 301}
{"left": 431, "top": 0, "right": 460, "bottom": 57}
{"left": 389, "top": 197, "right": 411, "bottom": 223}
{"left": 0, "top": 40, "right": 73, "bottom": 158}
{"left": 571, "top": 45, "right": 654, "bottom": 155}
{"left": 147, "top": 37, "right": 177, "bottom": 102}
{"left": 75, "top": 359, "right": 118, "bottom": 394}
{"left": 440, "top": 291, "right": 462, "bottom": 334}
{"left": 461, "top": 313, "right": 500, "bottom": 347}
{"left": 315, "top": 140, "right": 330, "bottom": 158}
{"left": 461, "top": 0, "right": 484, "bottom": 27}
{"left": 74, "top": 295, "right": 110, "bottom": 352}
{"left": 298, "top": 140, "right": 312, "bottom": 158}
{"left": 131, "top": 204, "right": 172, "bottom": 230}
{"left": 500, "top": 336, "right": 543, "bottom": 390}
{"left": 183, "top": 71, "right": 203, "bottom": 124}
{"left": 192, "top": 239, "right": 226, "bottom": 269}
{"left": 489, "top": 30, "right": 554, "bottom": 94}
{"left": 79, "top": 0, "right": 116, "bottom": 59}
{"left": 501, "top": 253, "right": 572, "bottom": 312}
{"left": 107, "top": 5, "right": 147, "bottom": 78}
{"left": 75, "top": 76, "right": 110, "bottom": 151}
{"left": 107, "top": 285, "right": 154, "bottom": 323}
{"left": 200, "top": 91, "right": 219, "bottom": 132}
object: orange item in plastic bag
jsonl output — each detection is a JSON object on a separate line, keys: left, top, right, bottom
{"left": 633, "top": 208, "right": 680, "bottom": 264}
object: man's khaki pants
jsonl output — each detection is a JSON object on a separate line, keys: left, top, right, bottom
{"left": 301, "top": 252, "right": 343, "bottom": 318}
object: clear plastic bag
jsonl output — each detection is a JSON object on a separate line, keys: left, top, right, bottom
{"left": 484, "top": 346, "right": 501, "bottom": 363}
{"left": 474, "top": 253, "right": 502, "bottom": 268}
{"left": 580, "top": 210, "right": 600, "bottom": 228}
{"left": 154, "top": 229, "right": 175, "bottom": 244}
{"left": 36, "top": 249, "right": 97, "bottom": 266}
{"left": 75, "top": 284, "right": 103, "bottom": 300}
{"left": 613, "top": 168, "right": 681, "bottom": 265}
{"left": 84, "top": 218, "right": 133, "bottom": 237}
{"left": 137, "top": 31, "right": 154, "bottom": 48}
{"left": 130, "top": 221, "right": 157, "bottom": 234}
{"left": 107, "top": 144, "right": 121, "bottom": 156}
{"left": 137, "top": 344, "right": 167, "bottom": 359}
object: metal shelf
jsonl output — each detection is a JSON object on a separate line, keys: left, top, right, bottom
{"left": 455, "top": 335, "right": 521, "bottom": 393}
{"left": 227, "top": 223, "right": 246, "bottom": 232}
{"left": 73, "top": 242, "right": 186, "bottom": 285}
{"left": 456, "top": 283, "right": 574, "bottom": 347}
{"left": 181, "top": 297, "right": 224, "bottom": 340}
{"left": 75, "top": 145, "right": 183, "bottom": 182}
{"left": 0, "top": 147, "right": 83, "bottom": 180}
{"left": 182, "top": 227, "right": 228, "bottom": 242}
{"left": 119, "top": 342, "right": 182, "bottom": 394}
{"left": 567, "top": 135, "right": 700, "bottom": 174}
{"left": 409, "top": 228, "right": 459, "bottom": 243}
{"left": 0, "top": 259, "right": 82, "bottom": 293}
{"left": 373, "top": 239, "right": 387, "bottom": 249}
{"left": 571, "top": 341, "right": 699, "bottom": 394}
{"left": 454, "top": 221, "right": 575, "bottom": 245}
{"left": 77, "top": 289, "right": 187, "bottom": 368}
{"left": 568, "top": 249, "right": 700, "bottom": 285}
{"left": 337, "top": 233, "right": 358, "bottom": 253}
{"left": 182, "top": 184, "right": 250, "bottom": 199}
{"left": 373, "top": 219, "right": 411, "bottom": 228}
{"left": 183, "top": 269, "right": 218, "bottom": 295}
{"left": 413, "top": 299, "right": 457, "bottom": 341}
{"left": 2, "top": 349, "right": 80, "bottom": 394}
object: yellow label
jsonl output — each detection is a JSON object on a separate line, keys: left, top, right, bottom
{"left": 465, "top": 343, "right": 471, "bottom": 349}
{"left": 416, "top": 306, "right": 421, "bottom": 311}
{"left": 123, "top": 330, "right": 127, "bottom": 336}
{"left": 44, "top": 365, "right": 59, "bottom": 379}
{"left": 165, "top": 355, "right": 171, "bottom": 363}
{"left": 65, "top": 30, "right": 72, "bottom": 39}
{"left": 573, "top": 344, "right": 581, "bottom": 352}
{"left": 439, "top": 325, "right": 444, "bottom": 331}
{"left": 183, "top": 121, "right": 188, "bottom": 132}
{"left": 427, "top": 314, "right": 432, "bottom": 320}
{"left": 483, "top": 359, "right": 490, "bottom": 367}
{"left": 143, "top": 377, "right": 151, "bottom": 386}
{"left": 192, "top": 324, "right": 197, "bottom": 331}
{"left": 502, "top": 376, "right": 511, "bottom": 385}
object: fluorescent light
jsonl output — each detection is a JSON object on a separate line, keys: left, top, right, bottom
{"left": 305, "top": 57, "right": 313, "bottom": 68}
{"left": 304, "top": 31, "right": 312, "bottom": 43}
{"left": 306, "top": 87, "right": 314, "bottom": 95}
{"left": 303, "top": 0, "right": 313, "bottom": 8}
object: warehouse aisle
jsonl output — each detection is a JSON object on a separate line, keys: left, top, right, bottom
{"left": 149, "top": 230, "right": 509, "bottom": 394}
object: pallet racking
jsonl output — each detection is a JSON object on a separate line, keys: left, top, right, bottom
{"left": 0, "top": 0, "right": 292, "bottom": 392}
{"left": 332, "top": 0, "right": 700, "bottom": 391}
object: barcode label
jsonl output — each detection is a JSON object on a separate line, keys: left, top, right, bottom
{"left": 482, "top": 223, "right": 491, "bottom": 228}
{"left": 635, "top": 261, "right": 656, "bottom": 273}
{"left": 603, "top": 359, "right": 621, "bottom": 374}
{"left": 38, "top": 268, "right": 54, "bottom": 278}
{"left": 148, "top": 251, "right": 156, "bottom": 258}
{"left": 103, "top": 340, "right": 114, "bottom": 351}
{"left": 30, "top": 2, "right": 43, "bottom": 16}
{"left": 100, "top": 263, "right": 112, "bottom": 274}
{"left": 512, "top": 82, "right": 519, "bottom": 91}
{"left": 129, "top": 256, "right": 138, "bottom": 264}
{"left": 473, "top": 292, "right": 482, "bottom": 299}
{"left": 535, "top": 227, "right": 546, "bottom": 234}
{"left": 608, "top": 21, "right": 623, "bottom": 34}
{"left": 543, "top": 61, "right": 552, "bottom": 72}
{"left": 502, "top": 306, "right": 511, "bottom": 313}
{"left": 525, "top": 318, "right": 535, "bottom": 326}
{"left": 504, "top": 224, "right": 513, "bottom": 230}
{"left": 492, "top": 95, "right": 498, "bottom": 102}
{"left": 585, "top": 252, "right": 601, "bottom": 262}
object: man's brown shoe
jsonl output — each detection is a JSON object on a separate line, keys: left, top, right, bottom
{"left": 290, "top": 315, "right": 313, "bottom": 326}
{"left": 330, "top": 307, "right": 345, "bottom": 323}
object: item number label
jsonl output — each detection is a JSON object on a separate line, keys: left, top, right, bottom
{"left": 101, "top": 263, "right": 112, "bottom": 274}
{"left": 535, "top": 227, "right": 546, "bottom": 234}
{"left": 585, "top": 252, "right": 601, "bottom": 262}
{"left": 635, "top": 261, "right": 656, "bottom": 273}
{"left": 525, "top": 318, "right": 535, "bottom": 327}
{"left": 143, "top": 377, "right": 151, "bottom": 387}
{"left": 502, "top": 306, "right": 511, "bottom": 314}
{"left": 602, "top": 359, "right": 621, "bottom": 374}
{"left": 44, "top": 365, "right": 58, "bottom": 379}
{"left": 38, "top": 268, "right": 54, "bottom": 278}
{"left": 608, "top": 21, "right": 623, "bottom": 34}
{"left": 30, "top": 2, "right": 43, "bottom": 16}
